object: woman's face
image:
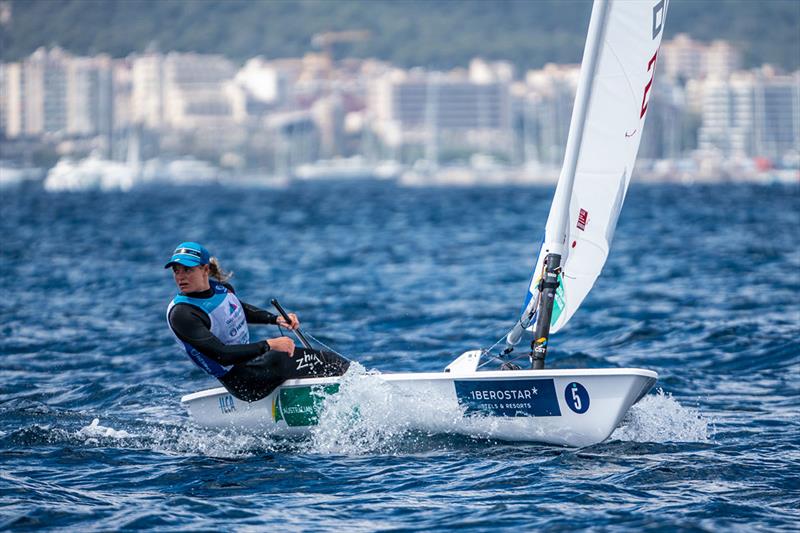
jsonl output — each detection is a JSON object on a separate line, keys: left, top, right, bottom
{"left": 172, "top": 264, "right": 210, "bottom": 294}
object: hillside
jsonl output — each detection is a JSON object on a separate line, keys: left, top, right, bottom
{"left": 2, "top": 0, "right": 799, "bottom": 70}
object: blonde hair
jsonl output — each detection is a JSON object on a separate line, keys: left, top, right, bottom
{"left": 208, "top": 257, "right": 233, "bottom": 283}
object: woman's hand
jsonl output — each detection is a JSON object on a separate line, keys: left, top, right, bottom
{"left": 277, "top": 312, "right": 300, "bottom": 330}
{"left": 267, "top": 336, "right": 295, "bottom": 356}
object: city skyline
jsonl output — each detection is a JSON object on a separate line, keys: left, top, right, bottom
{"left": 1, "top": 32, "right": 799, "bottom": 185}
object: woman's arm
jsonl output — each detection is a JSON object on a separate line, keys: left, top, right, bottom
{"left": 169, "top": 304, "right": 269, "bottom": 366}
{"left": 221, "top": 283, "right": 278, "bottom": 325}
{"left": 240, "top": 301, "right": 279, "bottom": 325}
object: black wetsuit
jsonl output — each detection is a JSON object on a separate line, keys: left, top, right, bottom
{"left": 168, "top": 284, "right": 349, "bottom": 402}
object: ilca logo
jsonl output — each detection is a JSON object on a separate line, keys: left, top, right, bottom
{"left": 218, "top": 395, "right": 236, "bottom": 414}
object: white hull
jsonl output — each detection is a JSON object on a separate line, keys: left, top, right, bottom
{"left": 181, "top": 360, "right": 656, "bottom": 447}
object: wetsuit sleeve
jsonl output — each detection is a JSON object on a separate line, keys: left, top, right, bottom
{"left": 168, "top": 304, "right": 269, "bottom": 366}
{"left": 241, "top": 301, "right": 279, "bottom": 325}
{"left": 222, "top": 283, "right": 278, "bottom": 325}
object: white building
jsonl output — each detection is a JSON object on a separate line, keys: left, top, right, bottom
{"left": 112, "top": 60, "right": 133, "bottom": 132}
{"left": 698, "top": 68, "right": 800, "bottom": 160}
{"left": 2, "top": 47, "right": 70, "bottom": 138}
{"left": 698, "top": 74, "right": 754, "bottom": 157}
{"left": 0, "top": 64, "right": 6, "bottom": 136}
{"left": 370, "top": 66, "right": 512, "bottom": 156}
{"left": 661, "top": 34, "right": 705, "bottom": 82}
{"left": 704, "top": 40, "right": 742, "bottom": 80}
{"left": 753, "top": 69, "right": 800, "bottom": 160}
{"left": 234, "top": 57, "right": 286, "bottom": 104}
{"left": 522, "top": 64, "right": 579, "bottom": 167}
{"left": 66, "top": 55, "right": 113, "bottom": 137}
{"left": 161, "top": 52, "right": 237, "bottom": 131}
{"left": 131, "top": 52, "right": 164, "bottom": 129}
{"left": 639, "top": 79, "right": 687, "bottom": 160}
{"left": 469, "top": 58, "right": 514, "bottom": 84}
{"left": 660, "top": 34, "right": 742, "bottom": 83}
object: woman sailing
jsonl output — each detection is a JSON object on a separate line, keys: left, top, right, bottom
{"left": 165, "top": 242, "right": 349, "bottom": 401}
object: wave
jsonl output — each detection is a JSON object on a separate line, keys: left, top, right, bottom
{"left": 2, "top": 380, "right": 714, "bottom": 459}
{"left": 611, "top": 388, "right": 713, "bottom": 443}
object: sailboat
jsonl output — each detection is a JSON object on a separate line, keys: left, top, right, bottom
{"left": 181, "top": 0, "right": 670, "bottom": 447}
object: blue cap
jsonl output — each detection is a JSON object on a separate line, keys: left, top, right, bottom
{"left": 165, "top": 242, "right": 211, "bottom": 268}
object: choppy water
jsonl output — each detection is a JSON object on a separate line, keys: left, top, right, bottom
{"left": 1, "top": 182, "right": 798, "bottom": 530}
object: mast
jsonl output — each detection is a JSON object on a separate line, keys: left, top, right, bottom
{"left": 506, "top": 0, "right": 611, "bottom": 367}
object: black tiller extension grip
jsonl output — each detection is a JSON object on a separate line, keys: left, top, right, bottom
{"left": 270, "top": 299, "right": 313, "bottom": 349}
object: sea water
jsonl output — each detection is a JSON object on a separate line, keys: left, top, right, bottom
{"left": 1, "top": 182, "right": 798, "bottom": 530}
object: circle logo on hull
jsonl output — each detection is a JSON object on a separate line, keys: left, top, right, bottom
{"left": 565, "top": 382, "right": 590, "bottom": 414}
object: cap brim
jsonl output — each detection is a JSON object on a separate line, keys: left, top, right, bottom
{"left": 164, "top": 257, "right": 203, "bottom": 269}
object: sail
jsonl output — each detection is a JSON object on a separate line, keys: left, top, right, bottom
{"left": 522, "top": 0, "right": 669, "bottom": 334}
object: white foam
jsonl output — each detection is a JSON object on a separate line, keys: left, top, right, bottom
{"left": 307, "top": 363, "right": 465, "bottom": 455}
{"left": 78, "top": 418, "right": 134, "bottom": 440}
{"left": 72, "top": 418, "right": 286, "bottom": 458}
{"left": 611, "top": 389, "right": 713, "bottom": 443}
{"left": 151, "top": 425, "right": 284, "bottom": 458}
{"left": 68, "top": 387, "right": 711, "bottom": 456}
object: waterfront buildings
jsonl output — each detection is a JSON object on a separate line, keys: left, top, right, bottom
{"left": 370, "top": 59, "right": 514, "bottom": 161}
{"left": 697, "top": 68, "right": 800, "bottom": 161}
{"left": 1, "top": 34, "right": 798, "bottom": 181}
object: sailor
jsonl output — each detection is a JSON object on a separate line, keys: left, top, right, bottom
{"left": 165, "top": 242, "right": 349, "bottom": 402}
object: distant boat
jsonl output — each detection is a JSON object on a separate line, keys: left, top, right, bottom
{"left": 293, "top": 156, "right": 401, "bottom": 181}
{"left": 44, "top": 153, "right": 138, "bottom": 192}
{"left": 0, "top": 161, "right": 44, "bottom": 188}
{"left": 142, "top": 157, "right": 221, "bottom": 185}
{"left": 226, "top": 169, "right": 291, "bottom": 189}
{"left": 400, "top": 154, "right": 554, "bottom": 187}
{"left": 43, "top": 153, "right": 223, "bottom": 192}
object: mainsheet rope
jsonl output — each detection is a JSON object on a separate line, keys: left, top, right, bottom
{"left": 277, "top": 301, "right": 538, "bottom": 369}
{"left": 277, "top": 323, "right": 353, "bottom": 361}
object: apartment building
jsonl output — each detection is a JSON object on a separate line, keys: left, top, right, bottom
{"left": 2, "top": 47, "right": 69, "bottom": 138}
{"left": 660, "top": 34, "right": 742, "bottom": 83}
{"left": 162, "top": 52, "right": 237, "bottom": 130}
{"left": 698, "top": 68, "right": 800, "bottom": 160}
{"left": 370, "top": 63, "right": 513, "bottom": 155}
{"left": 522, "top": 64, "right": 579, "bottom": 167}
{"left": 753, "top": 70, "right": 800, "bottom": 160}
{"left": 131, "top": 52, "right": 164, "bottom": 129}
{"left": 65, "top": 55, "right": 113, "bottom": 137}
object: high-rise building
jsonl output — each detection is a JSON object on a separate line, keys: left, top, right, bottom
{"left": 704, "top": 40, "right": 742, "bottom": 80}
{"left": 370, "top": 67, "right": 512, "bottom": 154}
{"left": 234, "top": 57, "right": 286, "bottom": 105}
{"left": 32, "top": 47, "right": 69, "bottom": 136}
{"left": 3, "top": 63, "right": 23, "bottom": 138}
{"left": 161, "top": 52, "right": 237, "bottom": 130}
{"left": 753, "top": 69, "right": 800, "bottom": 160}
{"left": 698, "top": 68, "right": 799, "bottom": 160}
{"left": 112, "top": 60, "right": 133, "bottom": 132}
{"left": 639, "top": 80, "right": 686, "bottom": 160}
{"left": 523, "top": 64, "right": 579, "bottom": 167}
{"left": 0, "top": 63, "right": 8, "bottom": 137}
{"left": 660, "top": 34, "right": 742, "bottom": 84}
{"left": 131, "top": 52, "right": 164, "bottom": 129}
{"left": 698, "top": 74, "right": 754, "bottom": 157}
{"left": 3, "top": 47, "right": 70, "bottom": 137}
{"left": 66, "top": 55, "right": 113, "bottom": 138}
{"left": 660, "top": 34, "right": 705, "bottom": 82}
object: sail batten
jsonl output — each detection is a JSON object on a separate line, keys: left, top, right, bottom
{"left": 515, "top": 0, "right": 669, "bottom": 338}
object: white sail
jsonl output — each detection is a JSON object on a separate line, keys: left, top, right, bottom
{"left": 520, "top": 0, "right": 669, "bottom": 335}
